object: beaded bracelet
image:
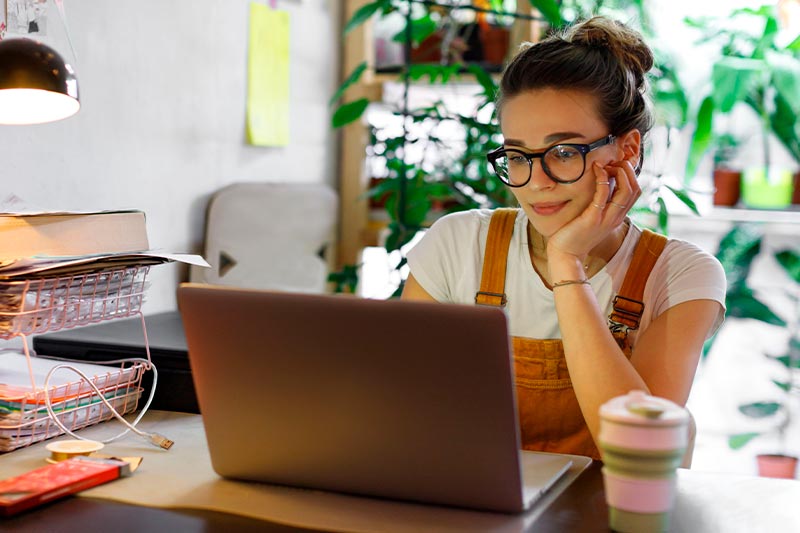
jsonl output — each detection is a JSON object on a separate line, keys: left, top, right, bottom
{"left": 551, "top": 279, "right": 591, "bottom": 288}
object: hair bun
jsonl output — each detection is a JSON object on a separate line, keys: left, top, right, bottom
{"left": 565, "top": 16, "right": 654, "bottom": 89}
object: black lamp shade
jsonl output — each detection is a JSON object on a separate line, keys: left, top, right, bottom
{"left": 0, "top": 38, "right": 80, "bottom": 125}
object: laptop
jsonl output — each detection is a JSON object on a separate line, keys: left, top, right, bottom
{"left": 176, "top": 283, "right": 576, "bottom": 514}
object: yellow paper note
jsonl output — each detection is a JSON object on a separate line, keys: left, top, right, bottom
{"left": 246, "top": 3, "right": 290, "bottom": 146}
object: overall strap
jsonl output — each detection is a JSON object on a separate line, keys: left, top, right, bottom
{"left": 475, "top": 208, "right": 518, "bottom": 307}
{"left": 609, "top": 228, "right": 668, "bottom": 345}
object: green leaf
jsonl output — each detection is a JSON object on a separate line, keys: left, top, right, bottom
{"left": 770, "top": 53, "right": 800, "bottom": 117}
{"left": 391, "top": 15, "right": 437, "bottom": 47}
{"left": 712, "top": 57, "right": 764, "bottom": 113}
{"left": 781, "top": 336, "right": 800, "bottom": 363}
{"left": 726, "top": 290, "right": 785, "bottom": 326}
{"left": 327, "top": 264, "right": 360, "bottom": 294}
{"left": 772, "top": 380, "right": 791, "bottom": 392}
{"left": 527, "top": 0, "right": 563, "bottom": 28}
{"left": 770, "top": 92, "right": 800, "bottom": 164}
{"left": 651, "top": 57, "right": 689, "bottom": 128}
{"left": 775, "top": 249, "right": 800, "bottom": 283}
{"left": 716, "top": 224, "right": 762, "bottom": 289}
{"left": 664, "top": 185, "right": 700, "bottom": 215}
{"left": 787, "top": 34, "right": 800, "bottom": 52}
{"left": 656, "top": 196, "right": 668, "bottom": 234}
{"left": 738, "top": 401, "right": 781, "bottom": 418}
{"left": 466, "top": 64, "right": 498, "bottom": 103}
{"left": 329, "top": 62, "right": 367, "bottom": 107}
{"left": 344, "top": 0, "right": 386, "bottom": 36}
{"left": 332, "top": 98, "right": 370, "bottom": 128}
{"left": 384, "top": 222, "right": 419, "bottom": 253}
{"left": 729, "top": 432, "right": 760, "bottom": 450}
{"left": 408, "top": 64, "right": 461, "bottom": 84}
{"left": 685, "top": 96, "right": 714, "bottom": 179}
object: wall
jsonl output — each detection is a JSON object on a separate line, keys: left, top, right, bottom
{"left": 0, "top": 0, "right": 340, "bottom": 312}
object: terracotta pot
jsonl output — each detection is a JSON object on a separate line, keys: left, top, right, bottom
{"left": 367, "top": 177, "right": 390, "bottom": 209}
{"left": 756, "top": 454, "right": 798, "bottom": 479}
{"left": 479, "top": 25, "right": 510, "bottom": 66}
{"left": 713, "top": 168, "right": 742, "bottom": 207}
{"left": 410, "top": 33, "right": 443, "bottom": 64}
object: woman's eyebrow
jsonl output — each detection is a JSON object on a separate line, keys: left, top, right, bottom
{"left": 544, "top": 132, "right": 585, "bottom": 143}
{"left": 504, "top": 132, "right": 586, "bottom": 148}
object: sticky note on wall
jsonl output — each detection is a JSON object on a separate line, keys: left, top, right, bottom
{"left": 246, "top": 3, "right": 290, "bottom": 146}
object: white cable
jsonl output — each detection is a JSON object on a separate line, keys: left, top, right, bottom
{"left": 42, "top": 357, "right": 173, "bottom": 449}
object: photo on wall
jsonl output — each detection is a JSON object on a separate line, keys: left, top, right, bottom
{"left": 6, "top": 0, "right": 47, "bottom": 36}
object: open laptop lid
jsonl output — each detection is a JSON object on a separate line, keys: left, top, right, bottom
{"left": 178, "top": 283, "right": 530, "bottom": 513}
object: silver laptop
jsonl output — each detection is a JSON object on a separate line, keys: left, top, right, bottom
{"left": 177, "top": 283, "right": 574, "bottom": 514}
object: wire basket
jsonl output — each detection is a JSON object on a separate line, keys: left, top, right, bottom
{"left": 0, "top": 265, "right": 149, "bottom": 339}
{"left": 0, "top": 377, "right": 144, "bottom": 452}
{"left": 0, "top": 265, "right": 151, "bottom": 452}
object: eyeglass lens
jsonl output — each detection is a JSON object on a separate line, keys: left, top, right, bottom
{"left": 491, "top": 145, "right": 586, "bottom": 185}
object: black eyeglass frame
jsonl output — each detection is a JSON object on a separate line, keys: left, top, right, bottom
{"left": 486, "top": 134, "right": 617, "bottom": 186}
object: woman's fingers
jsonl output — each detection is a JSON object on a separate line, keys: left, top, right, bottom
{"left": 601, "top": 160, "right": 638, "bottom": 220}
{"left": 591, "top": 163, "right": 612, "bottom": 217}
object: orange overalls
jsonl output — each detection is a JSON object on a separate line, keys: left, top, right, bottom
{"left": 474, "top": 208, "right": 667, "bottom": 459}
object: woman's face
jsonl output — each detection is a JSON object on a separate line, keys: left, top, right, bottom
{"left": 499, "top": 88, "right": 621, "bottom": 238}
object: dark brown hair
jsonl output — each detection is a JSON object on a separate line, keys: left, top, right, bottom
{"left": 497, "top": 16, "right": 654, "bottom": 144}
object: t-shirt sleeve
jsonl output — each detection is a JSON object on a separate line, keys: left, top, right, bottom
{"left": 406, "top": 211, "right": 481, "bottom": 303}
{"left": 652, "top": 240, "right": 727, "bottom": 337}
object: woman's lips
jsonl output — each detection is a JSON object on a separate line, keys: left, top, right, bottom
{"left": 531, "top": 201, "right": 568, "bottom": 216}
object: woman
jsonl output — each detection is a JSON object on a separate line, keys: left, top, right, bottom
{"left": 402, "top": 16, "right": 726, "bottom": 460}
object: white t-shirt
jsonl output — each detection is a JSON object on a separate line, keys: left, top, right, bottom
{"left": 407, "top": 209, "right": 726, "bottom": 345}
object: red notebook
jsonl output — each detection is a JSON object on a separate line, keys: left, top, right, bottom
{"left": 0, "top": 457, "right": 131, "bottom": 517}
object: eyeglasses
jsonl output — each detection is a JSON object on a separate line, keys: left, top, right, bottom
{"left": 486, "top": 134, "right": 616, "bottom": 186}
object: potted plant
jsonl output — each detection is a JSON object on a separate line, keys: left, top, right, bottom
{"left": 711, "top": 133, "right": 742, "bottom": 207}
{"left": 710, "top": 223, "right": 800, "bottom": 478}
{"left": 473, "top": 0, "right": 515, "bottom": 68}
{"left": 684, "top": 5, "right": 800, "bottom": 209}
{"left": 330, "top": 0, "right": 524, "bottom": 294}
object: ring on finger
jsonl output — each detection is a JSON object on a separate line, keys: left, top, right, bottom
{"left": 592, "top": 203, "right": 605, "bottom": 209}
{"left": 596, "top": 181, "right": 610, "bottom": 185}
{"left": 610, "top": 202, "right": 626, "bottom": 209}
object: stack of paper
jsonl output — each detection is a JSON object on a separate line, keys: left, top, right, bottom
{"left": 0, "top": 197, "right": 209, "bottom": 451}
{"left": 0, "top": 203, "right": 209, "bottom": 280}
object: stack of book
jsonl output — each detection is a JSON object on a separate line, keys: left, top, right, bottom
{"left": 0, "top": 204, "right": 208, "bottom": 451}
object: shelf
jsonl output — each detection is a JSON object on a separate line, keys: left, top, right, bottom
{"left": 698, "top": 206, "right": 800, "bottom": 224}
{"left": 668, "top": 206, "right": 800, "bottom": 239}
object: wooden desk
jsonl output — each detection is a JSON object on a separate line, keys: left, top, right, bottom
{"left": 1, "top": 412, "right": 798, "bottom": 532}
{"left": 4, "top": 461, "right": 800, "bottom": 532}
{"left": 3, "top": 464, "right": 607, "bottom": 532}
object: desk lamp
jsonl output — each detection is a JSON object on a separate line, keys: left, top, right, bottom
{"left": 0, "top": 38, "right": 79, "bottom": 125}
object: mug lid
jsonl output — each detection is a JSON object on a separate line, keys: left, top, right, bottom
{"left": 600, "top": 390, "right": 688, "bottom": 426}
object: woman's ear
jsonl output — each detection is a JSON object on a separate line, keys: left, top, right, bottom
{"left": 617, "top": 129, "right": 641, "bottom": 161}
{"left": 616, "top": 129, "right": 642, "bottom": 175}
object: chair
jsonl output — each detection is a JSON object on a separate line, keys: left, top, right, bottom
{"left": 190, "top": 182, "right": 338, "bottom": 293}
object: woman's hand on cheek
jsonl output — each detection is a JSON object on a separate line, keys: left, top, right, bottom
{"left": 600, "top": 158, "right": 641, "bottom": 220}
{"left": 546, "top": 159, "right": 640, "bottom": 261}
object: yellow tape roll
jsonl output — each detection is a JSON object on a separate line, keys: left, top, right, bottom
{"left": 45, "top": 439, "right": 104, "bottom": 463}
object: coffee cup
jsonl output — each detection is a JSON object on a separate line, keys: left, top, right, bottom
{"left": 599, "top": 390, "right": 689, "bottom": 532}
